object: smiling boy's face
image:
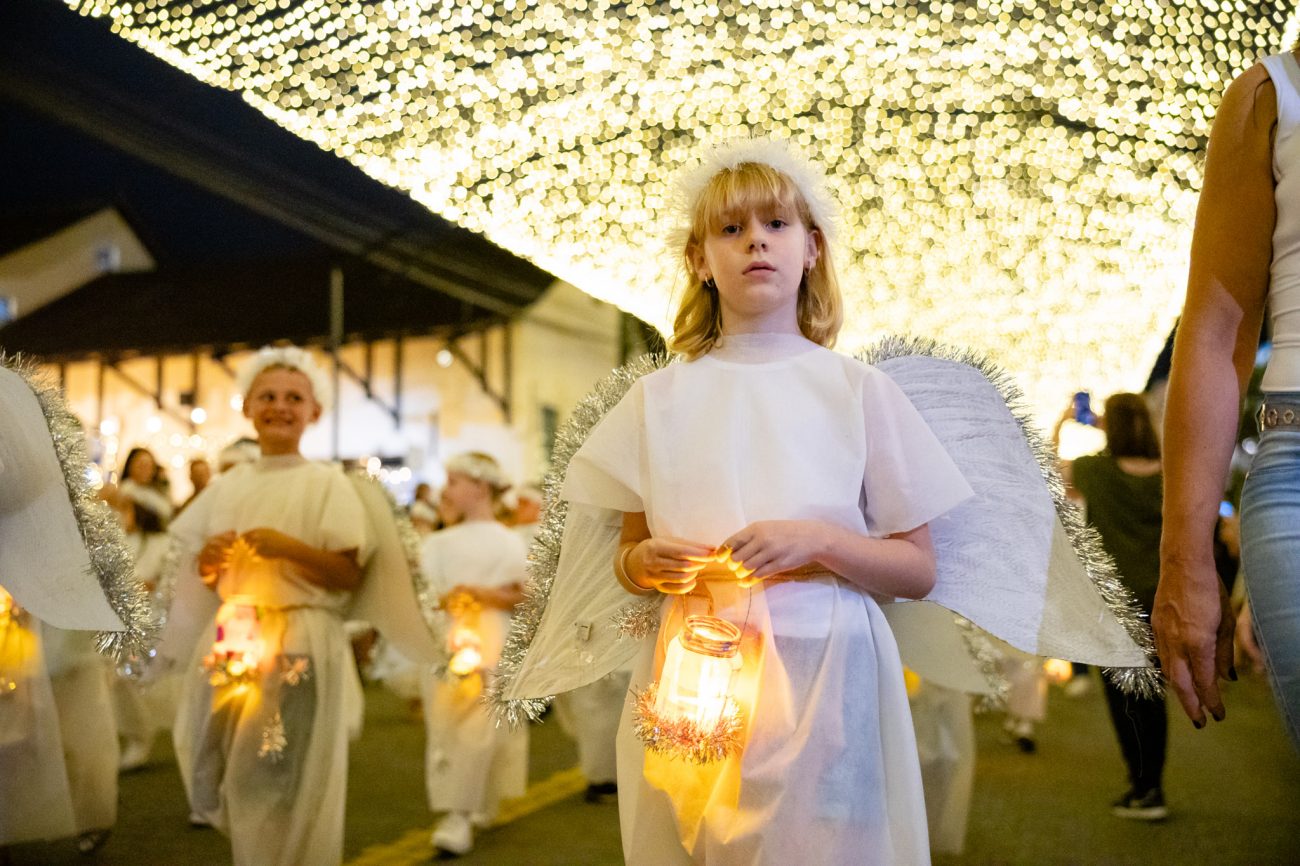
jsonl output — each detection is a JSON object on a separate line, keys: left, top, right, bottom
{"left": 242, "top": 366, "right": 320, "bottom": 454}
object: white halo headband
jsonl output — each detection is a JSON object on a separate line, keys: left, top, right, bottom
{"left": 235, "top": 345, "right": 332, "bottom": 412}
{"left": 445, "top": 451, "right": 511, "bottom": 492}
{"left": 670, "top": 137, "right": 841, "bottom": 249}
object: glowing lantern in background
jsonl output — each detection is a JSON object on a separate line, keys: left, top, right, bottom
{"left": 0, "top": 586, "right": 37, "bottom": 698}
{"left": 1043, "top": 657, "right": 1075, "bottom": 685}
{"left": 443, "top": 591, "right": 484, "bottom": 679}
{"left": 203, "top": 597, "right": 265, "bottom": 687}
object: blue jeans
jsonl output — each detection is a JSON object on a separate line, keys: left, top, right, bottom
{"left": 1239, "top": 406, "right": 1300, "bottom": 753}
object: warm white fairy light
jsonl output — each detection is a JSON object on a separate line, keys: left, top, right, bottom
{"left": 66, "top": 0, "right": 1299, "bottom": 417}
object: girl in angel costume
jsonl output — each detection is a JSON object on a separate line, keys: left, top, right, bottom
{"left": 154, "top": 346, "right": 439, "bottom": 866}
{"left": 495, "top": 139, "right": 1159, "bottom": 866}
{"left": 419, "top": 452, "right": 529, "bottom": 857}
{"left": 0, "top": 356, "right": 150, "bottom": 854}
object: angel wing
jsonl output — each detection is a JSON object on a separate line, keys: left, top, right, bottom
{"left": 0, "top": 355, "right": 151, "bottom": 658}
{"left": 494, "top": 338, "right": 1159, "bottom": 724}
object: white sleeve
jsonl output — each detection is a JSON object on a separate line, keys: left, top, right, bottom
{"left": 419, "top": 534, "right": 445, "bottom": 596}
{"left": 861, "top": 368, "right": 974, "bottom": 536}
{"left": 312, "top": 469, "right": 373, "bottom": 562}
{"left": 561, "top": 379, "right": 645, "bottom": 513}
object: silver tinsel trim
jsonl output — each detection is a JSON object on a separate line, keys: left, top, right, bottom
{"left": 0, "top": 353, "right": 154, "bottom": 659}
{"left": 491, "top": 354, "right": 672, "bottom": 725}
{"left": 955, "top": 616, "right": 1009, "bottom": 708}
{"left": 258, "top": 711, "right": 287, "bottom": 763}
{"left": 632, "top": 682, "right": 744, "bottom": 764}
{"left": 855, "top": 336, "right": 1161, "bottom": 698}
{"left": 613, "top": 597, "right": 663, "bottom": 640}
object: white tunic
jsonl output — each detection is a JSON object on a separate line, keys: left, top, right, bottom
{"left": 566, "top": 333, "right": 973, "bottom": 866}
{"left": 1261, "top": 52, "right": 1300, "bottom": 391}
{"left": 169, "top": 455, "right": 371, "bottom": 866}
{"left": 113, "top": 531, "right": 177, "bottom": 746}
{"left": 0, "top": 609, "right": 78, "bottom": 846}
{"left": 420, "top": 520, "right": 529, "bottom": 815}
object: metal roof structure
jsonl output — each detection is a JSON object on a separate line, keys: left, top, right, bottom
{"left": 0, "top": 0, "right": 556, "bottom": 363}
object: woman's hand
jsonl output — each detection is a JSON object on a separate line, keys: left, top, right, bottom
{"left": 1153, "top": 560, "right": 1235, "bottom": 727}
{"left": 720, "top": 521, "right": 824, "bottom": 584}
{"left": 624, "top": 537, "right": 714, "bottom": 595}
{"left": 198, "top": 531, "right": 237, "bottom": 588}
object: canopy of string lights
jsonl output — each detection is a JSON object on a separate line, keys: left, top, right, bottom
{"left": 67, "top": 0, "right": 1298, "bottom": 417}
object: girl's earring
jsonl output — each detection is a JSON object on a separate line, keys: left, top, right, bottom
{"left": 704, "top": 277, "right": 717, "bottom": 291}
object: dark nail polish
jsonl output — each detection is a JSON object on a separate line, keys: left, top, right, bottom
{"left": 1193, "top": 719, "right": 1205, "bottom": 730}
{"left": 1229, "top": 665, "right": 1238, "bottom": 681}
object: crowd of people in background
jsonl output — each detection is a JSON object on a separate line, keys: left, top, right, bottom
{"left": 3, "top": 346, "right": 627, "bottom": 863}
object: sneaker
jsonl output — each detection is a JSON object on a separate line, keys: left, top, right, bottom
{"left": 1003, "top": 718, "right": 1037, "bottom": 754}
{"left": 1111, "top": 788, "right": 1168, "bottom": 821}
{"left": 119, "top": 738, "right": 152, "bottom": 772}
{"left": 431, "top": 811, "right": 474, "bottom": 857}
{"left": 584, "top": 782, "right": 618, "bottom": 803}
{"left": 76, "top": 829, "right": 111, "bottom": 855}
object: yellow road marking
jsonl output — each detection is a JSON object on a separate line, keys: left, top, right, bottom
{"left": 345, "top": 766, "right": 589, "bottom": 866}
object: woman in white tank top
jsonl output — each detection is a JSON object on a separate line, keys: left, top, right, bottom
{"left": 1157, "top": 46, "right": 1300, "bottom": 753}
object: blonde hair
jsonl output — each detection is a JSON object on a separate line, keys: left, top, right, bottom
{"left": 669, "top": 158, "right": 844, "bottom": 359}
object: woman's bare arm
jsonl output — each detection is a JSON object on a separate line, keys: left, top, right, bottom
{"left": 1155, "top": 64, "right": 1276, "bottom": 727}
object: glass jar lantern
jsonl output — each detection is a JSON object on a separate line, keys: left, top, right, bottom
{"left": 653, "top": 614, "right": 743, "bottom": 731}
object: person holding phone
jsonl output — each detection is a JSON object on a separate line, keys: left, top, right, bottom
{"left": 1059, "top": 393, "right": 1170, "bottom": 820}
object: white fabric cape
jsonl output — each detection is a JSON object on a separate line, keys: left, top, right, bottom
{"left": 0, "top": 364, "right": 124, "bottom": 632}
{"left": 495, "top": 339, "right": 1156, "bottom": 717}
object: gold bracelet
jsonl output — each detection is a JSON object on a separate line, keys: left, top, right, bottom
{"left": 614, "top": 541, "right": 654, "bottom": 596}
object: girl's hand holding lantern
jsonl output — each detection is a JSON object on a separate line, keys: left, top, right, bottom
{"left": 720, "top": 520, "right": 824, "bottom": 586}
{"left": 619, "top": 537, "right": 714, "bottom": 595}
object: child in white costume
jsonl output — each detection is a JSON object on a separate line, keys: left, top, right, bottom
{"left": 164, "top": 347, "right": 374, "bottom": 866}
{"left": 41, "top": 624, "right": 120, "bottom": 852}
{"left": 420, "top": 452, "right": 529, "bottom": 857}
{"left": 500, "top": 140, "right": 1158, "bottom": 865}
{"left": 0, "top": 358, "right": 147, "bottom": 853}
{"left": 109, "top": 493, "right": 177, "bottom": 771}
{"left": 576, "top": 142, "right": 972, "bottom": 864}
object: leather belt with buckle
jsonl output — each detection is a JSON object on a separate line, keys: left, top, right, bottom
{"left": 1257, "top": 402, "right": 1300, "bottom": 430}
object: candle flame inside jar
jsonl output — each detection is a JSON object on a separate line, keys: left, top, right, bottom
{"left": 654, "top": 614, "right": 743, "bottom": 731}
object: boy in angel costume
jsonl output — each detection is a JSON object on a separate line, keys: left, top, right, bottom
{"left": 494, "top": 139, "right": 1159, "bottom": 865}
{"left": 0, "top": 356, "right": 151, "bottom": 854}
{"left": 153, "top": 346, "right": 440, "bottom": 866}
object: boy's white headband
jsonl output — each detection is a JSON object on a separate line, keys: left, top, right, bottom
{"left": 672, "top": 137, "right": 840, "bottom": 246}
{"left": 235, "top": 345, "right": 332, "bottom": 411}
{"left": 445, "top": 452, "right": 511, "bottom": 492}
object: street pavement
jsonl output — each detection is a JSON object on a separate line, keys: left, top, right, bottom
{"left": 6, "top": 670, "right": 1297, "bottom": 865}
